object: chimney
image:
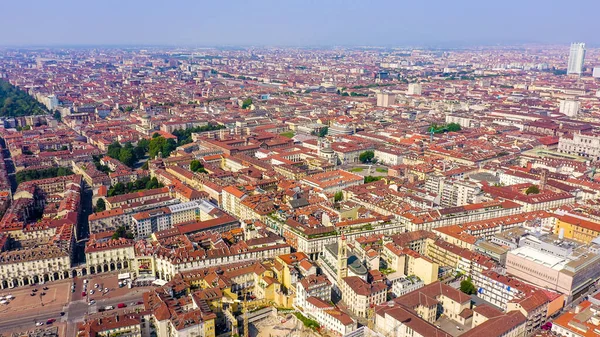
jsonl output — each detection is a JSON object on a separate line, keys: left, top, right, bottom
{"left": 559, "top": 228, "right": 565, "bottom": 240}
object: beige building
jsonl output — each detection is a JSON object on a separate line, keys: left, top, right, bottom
{"left": 85, "top": 237, "right": 135, "bottom": 275}
{"left": 341, "top": 276, "right": 387, "bottom": 318}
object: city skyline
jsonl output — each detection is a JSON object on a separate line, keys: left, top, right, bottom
{"left": 1, "top": 0, "right": 599, "bottom": 47}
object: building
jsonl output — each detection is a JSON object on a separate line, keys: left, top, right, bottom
{"left": 558, "top": 132, "right": 600, "bottom": 160}
{"left": 143, "top": 279, "right": 217, "bottom": 337}
{"left": 559, "top": 99, "right": 580, "bottom": 117}
{"left": 552, "top": 300, "right": 600, "bottom": 337}
{"left": 461, "top": 310, "right": 527, "bottom": 337}
{"left": 340, "top": 276, "right": 387, "bottom": 318}
{"left": 567, "top": 42, "right": 586, "bottom": 75}
{"left": 407, "top": 83, "right": 422, "bottom": 95}
{"left": 382, "top": 242, "right": 438, "bottom": 285}
{"left": 304, "top": 296, "right": 356, "bottom": 335}
{"left": 301, "top": 170, "right": 364, "bottom": 194}
{"left": 554, "top": 212, "right": 600, "bottom": 244}
{"left": 392, "top": 281, "right": 471, "bottom": 324}
{"left": 85, "top": 237, "right": 135, "bottom": 275}
{"left": 295, "top": 274, "right": 332, "bottom": 309}
{"left": 76, "top": 313, "right": 148, "bottom": 337}
{"left": 505, "top": 234, "right": 600, "bottom": 299}
{"left": 376, "top": 92, "right": 396, "bottom": 107}
{"left": 375, "top": 303, "right": 452, "bottom": 337}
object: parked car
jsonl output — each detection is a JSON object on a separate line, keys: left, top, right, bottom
{"left": 60, "top": 312, "right": 65, "bottom": 316}
{"left": 83, "top": 279, "right": 89, "bottom": 284}
{"left": 81, "top": 291, "right": 86, "bottom": 297}
{"left": 40, "top": 292, "right": 46, "bottom": 296}
{"left": 42, "top": 286, "right": 48, "bottom": 290}
{"left": 36, "top": 322, "right": 43, "bottom": 326}
{"left": 89, "top": 290, "right": 94, "bottom": 295}
{"left": 30, "top": 293, "right": 35, "bottom": 296}
{"left": 88, "top": 300, "right": 96, "bottom": 305}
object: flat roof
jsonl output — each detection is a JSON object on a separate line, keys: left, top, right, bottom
{"left": 510, "top": 246, "right": 567, "bottom": 270}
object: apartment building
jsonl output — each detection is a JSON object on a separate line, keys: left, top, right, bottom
{"left": 341, "top": 276, "right": 387, "bottom": 318}
{"left": 295, "top": 274, "right": 332, "bottom": 309}
{"left": 304, "top": 296, "right": 356, "bottom": 335}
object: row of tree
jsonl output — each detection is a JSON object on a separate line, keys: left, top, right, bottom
{"left": 107, "top": 133, "right": 181, "bottom": 167}
{"left": 171, "top": 123, "right": 225, "bottom": 146}
{"left": 16, "top": 167, "right": 73, "bottom": 184}
{"left": 107, "top": 176, "right": 163, "bottom": 197}
{"left": 428, "top": 122, "right": 462, "bottom": 134}
{"left": 0, "top": 80, "right": 48, "bottom": 117}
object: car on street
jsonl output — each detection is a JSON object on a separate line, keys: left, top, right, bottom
{"left": 46, "top": 319, "right": 56, "bottom": 325}
{"left": 117, "top": 303, "right": 126, "bottom": 308}
{"left": 88, "top": 300, "right": 96, "bottom": 305}
{"left": 35, "top": 322, "right": 43, "bottom": 326}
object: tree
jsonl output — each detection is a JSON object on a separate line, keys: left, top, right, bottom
{"left": 171, "top": 123, "right": 226, "bottom": 146}
{"left": 359, "top": 150, "right": 375, "bottom": 163}
{"left": 148, "top": 136, "right": 166, "bottom": 158}
{"left": 95, "top": 199, "right": 106, "bottom": 212}
{"left": 112, "top": 226, "right": 134, "bottom": 240}
{"left": 53, "top": 110, "right": 62, "bottom": 122}
{"left": 241, "top": 98, "right": 253, "bottom": 109}
{"left": 15, "top": 167, "right": 74, "bottom": 184}
{"left": 118, "top": 148, "right": 135, "bottom": 167}
{"left": 190, "top": 160, "right": 207, "bottom": 173}
{"left": 460, "top": 278, "right": 477, "bottom": 295}
{"left": 0, "top": 80, "right": 48, "bottom": 117}
{"left": 318, "top": 127, "right": 328, "bottom": 138}
{"left": 334, "top": 191, "right": 343, "bottom": 202}
{"left": 525, "top": 185, "right": 540, "bottom": 195}
{"left": 447, "top": 123, "right": 462, "bottom": 132}
{"left": 107, "top": 141, "right": 122, "bottom": 159}
{"left": 364, "top": 176, "right": 382, "bottom": 184}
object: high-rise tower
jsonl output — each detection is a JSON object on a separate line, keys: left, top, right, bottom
{"left": 567, "top": 43, "right": 586, "bottom": 75}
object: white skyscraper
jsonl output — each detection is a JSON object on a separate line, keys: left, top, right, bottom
{"left": 567, "top": 43, "right": 586, "bottom": 75}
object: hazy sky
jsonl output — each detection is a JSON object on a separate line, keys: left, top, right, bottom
{"left": 1, "top": 0, "right": 598, "bottom": 47}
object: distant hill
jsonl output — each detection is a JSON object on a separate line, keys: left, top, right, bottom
{"left": 0, "top": 80, "right": 48, "bottom": 117}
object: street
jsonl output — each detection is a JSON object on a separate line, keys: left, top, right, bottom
{"left": 0, "top": 289, "right": 146, "bottom": 334}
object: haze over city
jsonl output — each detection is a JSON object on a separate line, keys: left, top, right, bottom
{"left": 1, "top": 0, "right": 599, "bottom": 46}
